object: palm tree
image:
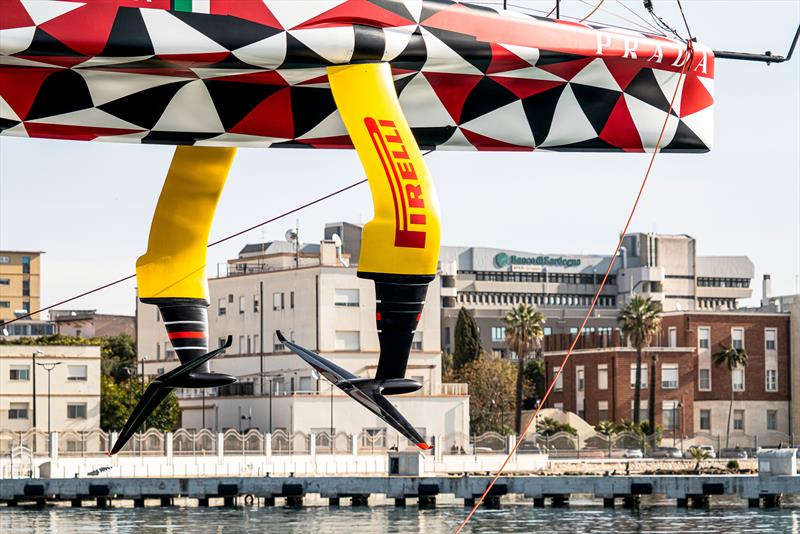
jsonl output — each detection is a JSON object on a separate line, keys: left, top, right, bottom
{"left": 504, "top": 303, "right": 546, "bottom": 434}
{"left": 617, "top": 296, "right": 662, "bottom": 429}
{"left": 714, "top": 344, "right": 748, "bottom": 448}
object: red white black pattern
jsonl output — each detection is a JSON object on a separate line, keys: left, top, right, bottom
{"left": 0, "top": 0, "right": 715, "bottom": 152}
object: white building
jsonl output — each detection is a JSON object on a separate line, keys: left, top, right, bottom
{"left": 136, "top": 237, "right": 469, "bottom": 446}
{"left": 0, "top": 344, "right": 101, "bottom": 432}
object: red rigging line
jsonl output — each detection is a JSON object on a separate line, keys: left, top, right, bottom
{"left": 1, "top": 179, "right": 367, "bottom": 327}
{"left": 455, "top": 41, "right": 696, "bottom": 533}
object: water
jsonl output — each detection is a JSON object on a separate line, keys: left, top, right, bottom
{"left": 2, "top": 504, "right": 800, "bottom": 533}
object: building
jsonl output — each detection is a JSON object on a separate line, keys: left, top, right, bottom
{"left": 0, "top": 250, "right": 42, "bottom": 321}
{"left": 50, "top": 309, "right": 135, "bottom": 338}
{"left": 136, "top": 235, "right": 469, "bottom": 446}
{"left": 0, "top": 344, "right": 101, "bottom": 432}
{"left": 438, "top": 233, "right": 754, "bottom": 356}
{"left": 543, "top": 310, "right": 792, "bottom": 446}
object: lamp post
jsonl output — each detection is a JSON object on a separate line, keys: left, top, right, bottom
{"left": 139, "top": 356, "right": 148, "bottom": 437}
{"left": 268, "top": 377, "right": 273, "bottom": 433}
{"left": 31, "top": 350, "right": 43, "bottom": 430}
{"left": 35, "top": 361, "right": 62, "bottom": 441}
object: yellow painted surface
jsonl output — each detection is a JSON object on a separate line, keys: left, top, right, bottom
{"left": 136, "top": 146, "right": 236, "bottom": 300}
{"left": 328, "top": 63, "right": 440, "bottom": 276}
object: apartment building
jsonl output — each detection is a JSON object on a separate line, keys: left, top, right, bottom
{"left": 0, "top": 251, "right": 42, "bottom": 321}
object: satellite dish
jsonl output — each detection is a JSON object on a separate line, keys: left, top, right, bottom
{"left": 331, "top": 233, "right": 342, "bottom": 248}
{"left": 285, "top": 229, "right": 297, "bottom": 243}
{"left": 311, "top": 369, "right": 320, "bottom": 380}
{"left": 676, "top": 302, "right": 683, "bottom": 311}
{"left": 1, "top": 328, "right": 8, "bottom": 336}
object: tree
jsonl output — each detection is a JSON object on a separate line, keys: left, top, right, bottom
{"left": 458, "top": 357, "right": 516, "bottom": 434}
{"left": 504, "top": 303, "right": 545, "bottom": 434}
{"left": 101, "top": 375, "right": 180, "bottom": 432}
{"left": 714, "top": 344, "right": 748, "bottom": 448}
{"left": 453, "top": 307, "right": 482, "bottom": 369}
{"left": 523, "top": 358, "right": 545, "bottom": 409}
{"left": 536, "top": 417, "right": 577, "bottom": 437}
{"left": 617, "top": 295, "right": 662, "bottom": 429}
{"left": 99, "top": 334, "right": 137, "bottom": 381}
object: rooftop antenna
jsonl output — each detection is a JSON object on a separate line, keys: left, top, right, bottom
{"left": 285, "top": 223, "right": 299, "bottom": 269}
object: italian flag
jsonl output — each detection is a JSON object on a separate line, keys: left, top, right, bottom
{"left": 172, "top": 0, "right": 211, "bottom": 13}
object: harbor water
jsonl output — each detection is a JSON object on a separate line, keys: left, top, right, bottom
{"left": 3, "top": 503, "right": 800, "bottom": 533}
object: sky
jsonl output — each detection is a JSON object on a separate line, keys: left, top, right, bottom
{"left": 1, "top": 0, "right": 798, "bottom": 316}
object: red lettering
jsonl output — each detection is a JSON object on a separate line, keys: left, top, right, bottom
{"left": 397, "top": 161, "right": 417, "bottom": 180}
{"left": 406, "top": 184, "right": 424, "bottom": 208}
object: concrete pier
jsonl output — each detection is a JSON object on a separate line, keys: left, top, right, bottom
{"left": 2, "top": 474, "right": 798, "bottom": 509}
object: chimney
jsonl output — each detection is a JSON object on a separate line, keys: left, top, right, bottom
{"left": 762, "top": 274, "right": 772, "bottom": 307}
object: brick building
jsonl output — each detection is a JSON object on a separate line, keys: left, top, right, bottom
{"left": 543, "top": 311, "right": 792, "bottom": 444}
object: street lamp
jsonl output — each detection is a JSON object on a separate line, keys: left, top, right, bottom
{"left": 139, "top": 356, "right": 148, "bottom": 437}
{"left": 35, "top": 361, "right": 62, "bottom": 440}
{"left": 31, "top": 350, "right": 43, "bottom": 429}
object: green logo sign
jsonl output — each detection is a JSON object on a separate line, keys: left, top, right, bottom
{"left": 493, "top": 253, "right": 581, "bottom": 269}
{"left": 494, "top": 252, "right": 509, "bottom": 268}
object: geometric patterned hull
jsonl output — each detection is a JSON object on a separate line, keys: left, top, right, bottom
{"left": 0, "top": 0, "right": 715, "bottom": 152}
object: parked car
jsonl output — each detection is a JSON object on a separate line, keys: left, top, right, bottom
{"left": 650, "top": 447, "right": 682, "bottom": 459}
{"left": 685, "top": 445, "right": 717, "bottom": 459}
{"left": 720, "top": 448, "right": 748, "bottom": 459}
{"left": 623, "top": 448, "right": 644, "bottom": 459}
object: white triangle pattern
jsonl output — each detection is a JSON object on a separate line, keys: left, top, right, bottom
{"left": 461, "top": 100, "right": 534, "bottom": 148}
{"left": 398, "top": 73, "right": 455, "bottom": 127}
{"left": 298, "top": 110, "right": 346, "bottom": 140}
{"left": 0, "top": 26, "right": 36, "bottom": 56}
{"left": 419, "top": 27, "right": 482, "bottom": 75}
{"left": 0, "top": 95, "right": 21, "bottom": 121}
{"left": 263, "top": 0, "right": 345, "bottom": 30}
{"left": 20, "top": 0, "right": 84, "bottom": 26}
{"left": 233, "top": 33, "right": 286, "bottom": 70}
{"left": 624, "top": 93, "right": 679, "bottom": 150}
{"left": 79, "top": 70, "right": 187, "bottom": 107}
{"left": 140, "top": 9, "right": 227, "bottom": 56}
{"left": 382, "top": 25, "right": 416, "bottom": 62}
{"left": 153, "top": 80, "right": 225, "bottom": 133}
{"left": 290, "top": 27, "right": 354, "bottom": 64}
{"left": 541, "top": 85, "right": 597, "bottom": 147}
{"left": 571, "top": 58, "right": 621, "bottom": 92}
{"left": 27, "top": 107, "right": 142, "bottom": 130}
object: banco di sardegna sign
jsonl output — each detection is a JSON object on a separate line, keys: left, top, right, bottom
{"left": 494, "top": 252, "right": 581, "bottom": 269}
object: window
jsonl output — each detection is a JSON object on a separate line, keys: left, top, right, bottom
{"left": 698, "top": 327, "right": 710, "bottom": 350}
{"left": 597, "top": 364, "right": 608, "bottom": 390}
{"left": 767, "top": 410, "right": 778, "bottom": 431}
{"left": 9, "top": 366, "right": 30, "bottom": 381}
{"left": 67, "top": 365, "right": 87, "bottom": 381}
{"left": 598, "top": 401, "right": 609, "bottom": 422}
{"left": 290, "top": 291, "right": 295, "bottom": 309}
{"left": 576, "top": 367, "right": 585, "bottom": 391}
{"left": 553, "top": 366, "right": 563, "bottom": 391}
{"left": 67, "top": 403, "right": 87, "bottom": 419}
{"left": 699, "top": 409, "right": 711, "bottom": 431}
{"left": 156, "top": 342, "right": 161, "bottom": 360}
{"left": 0, "top": 278, "right": 9, "bottom": 285}
{"left": 766, "top": 369, "right": 778, "bottom": 392}
{"left": 411, "top": 331, "right": 423, "bottom": 351}
{"left": 239, "top": 296, "right": 245, "bottom": 314}
{"left": 731, "top": 327, "right": 744, "bottom": 350}
{"left": 334, "top": 289, "right": 359, "bottom": 307}
{"left": 491, "top": 327, "right": 506, "bottom": 342}
{"left": 698, "top": 368, "right": 711, "bottom": 391}
{"left": 156, "top": 367, "right": 165, "bottom": 375}
{"left": 630, "top": 364, "right": 648, "bottom": 389}
{"left": 553, "top": 402, "right": 564, "bottom": 411}
{"left": 765, "top": 328, "right": 777, "bottom": 351}
{"left": 733, "top": 409, "right": 745, "bottom": 431}
{"left": 228, "top": 294, "right": 233, "bottom": 303}
{"left": 8, "top": 403, "right": 28, "bottom": 419}
{"left": 22, "top": 255, "right": 30, "bottom": 274}
{"left": 662, "top": 401, "right": 679, "bottom": 430}
{"left": 273, "top": 333, "right": 288, "bottom": 352}
{"left": 334, "top": 331, "right": 360, "bottom": 351}
{"left": 668, "top": 327, "right": 677, "bottom": 348}
{"left": 218, "top": 297, "right": 226, "bottom": 316}
{"left": 273, "top": 292, "right": 283, "bottom": 311}
{"left": 732, "top": 367, "right": 745, "bottom": 391}
{"left": 253, "top": 294, "right": 259, "bottom": 313}
{"left": 661, "top": 364, "right": 679, "bottom": 389}
{"left": 22, "top": 279, "right": 30, "bottom": 296}
{"left": 239, "top": 336, "right": 245, "bottom": 354}
{"left": 253, "top": 334, "right": 259, "bottom": 353}
{"left": 631, "top": 400, "right": 648, "bottom": 422}
{"left": 0, "top": 301, "right": 9, "bottom": 308}
{"left": 219, "top": 337, "right": 227, "bottom": 349}
{"left": 247, "top": 336, "right": 252, "bottom": 354}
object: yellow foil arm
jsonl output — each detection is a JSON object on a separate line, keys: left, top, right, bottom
{"left": 136, "top": 146, "right": 236, "bottom": 300}
{"left": 327, "top": 63, "right": 441, "bottom": 277}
